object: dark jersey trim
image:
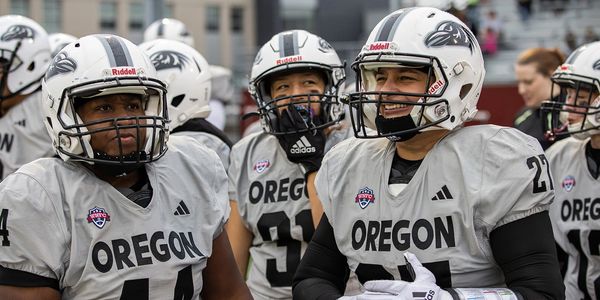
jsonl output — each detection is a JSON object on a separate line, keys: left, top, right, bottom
{"left": 0, "top": 266, "right": 59, "bottom": 290}
{"left": 171, "top": 118, "right": 233, "bottom": 148}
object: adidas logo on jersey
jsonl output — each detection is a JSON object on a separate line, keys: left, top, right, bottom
{"left": 291, "top": 136, "right": 316, "bottom": 154}
{"left": 174, "top": 201, "right": 190, "bottom": 216}
{"left": 14, "top": 119, "right": 25, "bottom": 127}
{"left": 431, "top": 185, "right": 453, "bottom": 200}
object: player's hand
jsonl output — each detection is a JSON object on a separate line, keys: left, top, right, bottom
{"left": 362, "top": 252, "right": 453, "bottom": 300}
{"left": 275, "top": 104, "right": 326, "bottom": 174}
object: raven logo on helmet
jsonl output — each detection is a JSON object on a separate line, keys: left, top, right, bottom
{"left": 1, "top": 24, "right": 35, "bottom": 41}
{"left": 593, "top": 59, "right": 600, "bottom": 70}
{"left": 318, "top": 38, "right": 333, "bottom": 52}
{"left": 424, "top": 21, "right": 476, "bottom": 53}
{"left": 149, "top": 50, "right": 190, "bottom": 71}
{"left": 45, "top": 52, "right": 77, "bottom": 79}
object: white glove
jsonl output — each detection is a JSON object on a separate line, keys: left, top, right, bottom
{"left": 362, "top": 252, "right": 453, "bottom": 300}
{"left": 338, "top": 291, "right": 402, "bottom": 300}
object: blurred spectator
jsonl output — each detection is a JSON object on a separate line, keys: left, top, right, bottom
{"left": 466, "top": 0, "right": 481, "bottom": 38}
{"left": 513, "top": 47, "right": 566, "bottom": 149}
{"left": 563, "top": 28, "right": 578, "bottom": 55}
{"left": 480, "top": 10, "right": 504, "bottom": 49}
{"left": 517, "top": 0, "right": 533, "bottom": 23}
{"left": 583, "top": 26, "right": 599, "bottom": 43}
{"left": 481, "top": 27, "right": 498, "bottom": 55}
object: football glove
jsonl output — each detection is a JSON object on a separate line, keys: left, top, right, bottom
{"left": 363, "top": 252, "right": 453, "bottom": 300}
{"left": 275, "top": 105, "right": 326, "bottom": 174}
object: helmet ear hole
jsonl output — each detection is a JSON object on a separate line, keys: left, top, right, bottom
{"left": 459, "top": 84, "right": 472, "bottom": 100}
{"left": 171, "top": 94, "right": 185, "bottom": 107}
{"left": 27, "top": 62, "right": 35, "bottom": 71}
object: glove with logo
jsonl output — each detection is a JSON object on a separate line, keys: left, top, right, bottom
{"left": 275, "top": 105, "right": 326, "bottom": 174}
{"left": 363, "top": 252, "right": 453, "bottom": 300}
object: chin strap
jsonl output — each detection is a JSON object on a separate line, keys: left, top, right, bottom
{"left": 375, "top": 114, "right": 418, "bottom": 141}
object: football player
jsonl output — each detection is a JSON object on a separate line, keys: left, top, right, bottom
{"left": 542, "top": 41, "right": 600, "bottom": 299}
{"left": 293, "top": 7, "right": 564, "bottom": 300}
{"left": 140, "top": 39, "right": 232, "bottom": 168}
{"left": 0, "top": 34, "right": 251, "bottom": 300}
{"left": 143, "top": 18, "right": 194, "bottom": 47}
{"left": 142, "top": 18, "right": 232, "bottom": 131}
{"left": 0, "top": 15, "right": 54, "bottom": 180}
{"left": 48, "top": 32, "right": 77, "bottom": 58}
{"left": 226, "top": 29, "right": 352, "bottom": 299}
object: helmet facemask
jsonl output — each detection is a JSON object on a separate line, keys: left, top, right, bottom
{"left": 54, "top": 76, "right": 169, "bottom": 167}
{"left": 252, "top": 66, "right": 345, "bottom": 135}
{"left": 542, "top": 73, "right": 600, "bottom": 140}
{"left": 348, "top": 54, "right": 450, "bottom": 142}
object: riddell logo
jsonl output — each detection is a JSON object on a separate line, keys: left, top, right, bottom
{"left": 276, "top": 55, "right": 303, "bottom": 65}
{"left": 368, "top": 43, "right": 391, "bottom": 51}
{"left": 111, "top": 67, "right": 137, "bottom": 76}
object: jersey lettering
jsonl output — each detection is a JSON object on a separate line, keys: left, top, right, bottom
{"left": 567, "top": 229, "right": 600, "bottom": 300}
{"left": 0, "top": 133, "right": 14, "bottom": 152}
{"left": 0, "top": 209, "right": 9, "bottom": 246}
{"left": 92, "top": 231, "right": 204, "bottom": 273}
{"left": 560, "top": 198, "right": 600, "bottom": 221}
{"left": 526, "top": 154, "right": 554, "bottom": 193}
{"left": 256, "top": 210, "right": 314, "bottom": 287}
{"left": 248, "top": 178, "right": 306, "bottom": 204}
{"left": 351, "top": 216, "right": 455, "bottom": 251}
{"left": 120, "top": 265, "right": 194, "bottom": 299}
{"left": 355, "top": 260, "right": 451, "bottom": 287}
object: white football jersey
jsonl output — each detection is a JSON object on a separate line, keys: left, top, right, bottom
{"left": 0, "top": 91, "right": 54, "bottom": 180}
{"left": 228, "top": 126, "right": 352, "bottom": 299}
{"left": 546, "top": 137, "right": 600, "bottom": 300}
{"left": 316, "top": 125, "right": 554, "bottom": 287}
{"left": 172, "top": 131, "right": 230, "bottom": 169}
{"left": 0, "top": 136, "right": 230, "bottom": 299}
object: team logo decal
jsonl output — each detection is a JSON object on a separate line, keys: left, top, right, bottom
{"left": 87, "top": 206, "right": 111, "bottom": 229}
{"left": 355, "top": 187, "right": 375, "bottom": 209}
{"left": 561, "top": 175, "right": 576, "bottom": 192}
{"left": 149, "top": 50, "right": 190, "bottom": 71}
{"left": 45, "top": 52, "right": 77, "bottom": 79}
{"left": 593, "top": 59, "right": 600, "bottom": 70}
{"left": 424, "top": 21, "right": 476, "bottom": 53}
{"left": 1, "top": 25, "right": 35, "bottom": 41}
{"left": 318, "top": 38, "right": 333, "bottom": 52}
{"left": 253, "top": 159, "right": 271, "bottom": 173}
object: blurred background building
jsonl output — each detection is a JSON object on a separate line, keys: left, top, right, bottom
{"left": 1, "top": 0, "right": 599, "bottom": 140}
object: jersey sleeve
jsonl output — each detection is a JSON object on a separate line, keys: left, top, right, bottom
{"left": 0, "top": 173, "right": 69, "bottom": 282}
{"left": 227, "top": 143, "right": 243, "bottom": 203}
{"left": 479, "top": 128, "right": 554, "bottom": 228}
{"left": 315, "top": 141, "right": 346, "bottom": 221}
{"left": 209, "top": 148, "right": 231, "bottom": 239}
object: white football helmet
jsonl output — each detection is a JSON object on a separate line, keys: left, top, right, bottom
{"left": 42, "top": 34, "right": 169, "bottom": 166}
{"left": 347, "top": 7, "right": 485, "bottom": 141}
{"left": 249, "top": 29, "right": 346, "bottom": 135}
{"left": 210, "top": 65, "right": 233, "bottom": 102}
{"left": 48, "top": 32, "right": 77, "bottom": 58}
{"left": 143, "top": 18, "right": 194, "bottom": 47}
{"left": 0, "top": 15, "right": 51, "bottom": 102}
{"left": 140, "top": 39, "right": 212, "bottom": 130}
{"left": 542, "top": 41, "right": 600, "bottom": 140}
